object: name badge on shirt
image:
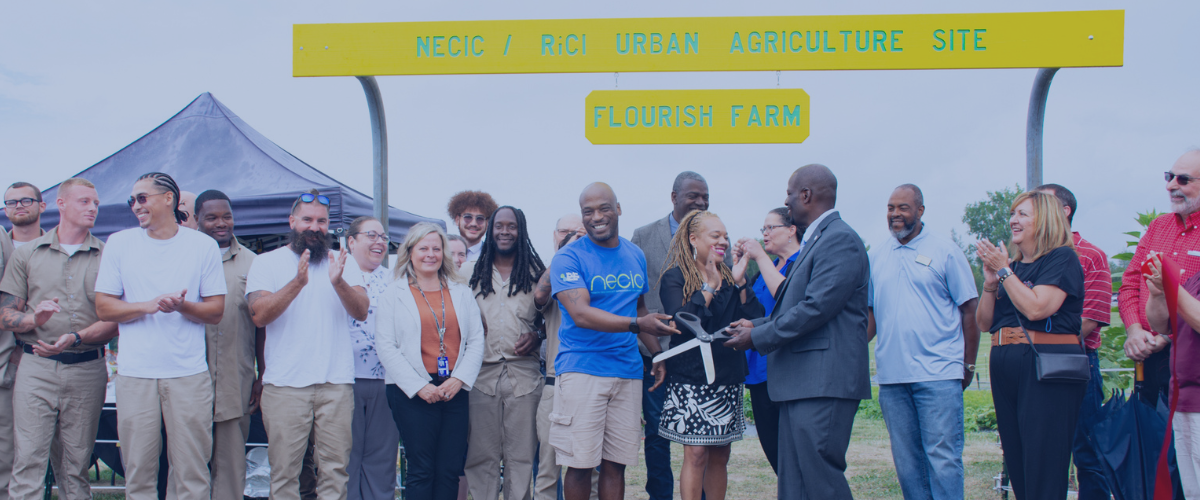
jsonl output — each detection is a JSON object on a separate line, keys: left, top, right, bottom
{"left": 437, "top": 356, "right": 450, "bottom": 378}
{"left": 915, "top": 254, "right": 933, "bottom": 267}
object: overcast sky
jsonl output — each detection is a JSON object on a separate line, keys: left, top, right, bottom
{"left": 3, "top": 1, "right": 1197, "bottom": 261}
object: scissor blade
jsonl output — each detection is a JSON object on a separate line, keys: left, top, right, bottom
{"left": 700, "top": 342, "right": 716, "bottom": 385}
{"left": 653, "top": 338, "right": 702, "bottom": 364}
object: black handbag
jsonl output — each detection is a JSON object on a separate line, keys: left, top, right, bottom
{"left": 1017, "top": 313, "right": 1090, "bottom": 383}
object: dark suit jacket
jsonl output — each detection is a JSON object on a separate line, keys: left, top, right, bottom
{"left": 749, "top": 211, "right": 871, "bottom": 403}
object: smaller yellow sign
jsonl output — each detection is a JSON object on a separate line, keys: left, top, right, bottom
{"left": 585, "top": 89, "right": 810, "bottom": 145}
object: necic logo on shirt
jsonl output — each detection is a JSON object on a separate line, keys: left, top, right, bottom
{"left": 589, "top": 271, "right": 645, "bottom": 294}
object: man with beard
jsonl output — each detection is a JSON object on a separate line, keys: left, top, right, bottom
{"left": 4, "top": 182, "right": 46, "bottom": 246}
{"left": 629, "top": 171, "right": 717, "bottom": 500}
{"left": 94, "top": 172, "right": 227, "bottom": 500}
{"left": 550, "top": 183, "right": 678, "bottom": 500}
{"left": 0, "top": 178, "right": 118, "bottom": 500}
{"left": 246, "top": 189, "right": 368, "bottom": 500}
{"left": 865, "top": 184, "right": 978, "bottom": 500}
{"left": 464, "top": 206, "right": 547, "bottom": 500}
{"left": 447, "top": 191, "right": 498, "bottom": 263}
{"left": 177, "top": 191, "right": 198, "bottom": 231}
{"left": 195, "top": 190, "right": 265, "bottom": 500}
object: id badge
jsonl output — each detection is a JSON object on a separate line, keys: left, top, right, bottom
{"left": 437, "top": 356, "right": 450, "bottom": 378}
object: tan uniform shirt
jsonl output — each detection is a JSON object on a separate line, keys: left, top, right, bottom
{"left": 0, "top": 229, "right": 104, "bottom": 351}
{"left": 205, "top": 241, "right": 257, "bottom": 422}
{"left": 542, "top": 299, "right": 562, "bottom": 378}
{"left": 0, "top": 229, "right": 15, "bottom": 372}
{"left": 473, "top": 266, "right": 542, "bottom": 397}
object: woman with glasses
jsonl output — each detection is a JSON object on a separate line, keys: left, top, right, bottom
{"left": 657, "top": 210, "right": 763, "bottom": 500}
{"left": 731, "top": 207, "right": 802, "bottom": 473}
{"left": 376, "top": 222, "right": 484, "bottom": 500}
{"left": 344, "top": 217, "right": 399, "bottom": 499}
{"left": 975, "top": 191, "right": 1085, "bottom": 500}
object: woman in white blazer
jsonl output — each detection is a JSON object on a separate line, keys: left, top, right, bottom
{"left": 376, "top": 222, "right": 485, "bottom": 500}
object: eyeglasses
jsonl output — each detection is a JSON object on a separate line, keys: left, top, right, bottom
{"left": 1167, "top": 172, "right": 1197, "bottom": 186}
{"left": 352, "top": 231, "right": 389, "bottom": 243}
{"left": 127, "top": 191, "right": 169, "bottom": 208}
{"left": 460, "top": 213, "right": 487, "bottom": 224}
{"left": 299, "top": 193, "right": 331, "bottom": 205}
{"left": 760, "top": 224, "right": 786, "bottom": 235}
{"left": 3, "top": 198, "right": 37, "bottom": 208}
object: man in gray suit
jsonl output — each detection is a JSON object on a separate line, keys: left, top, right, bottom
{"left": 629, "top": 170, "right": 710, "bottom": 500}
{"left": 726, "top": 164, "right": 871, "bottom": 500}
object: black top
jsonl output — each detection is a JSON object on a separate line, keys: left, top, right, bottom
{"left": 990, "top": 246, "right": 1084, "bottom": 334}
{"left": 658, "top": 267, "right": 765, "bottom": 385}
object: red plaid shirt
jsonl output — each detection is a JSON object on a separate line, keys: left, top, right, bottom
{"left": 1119, "top": 211, "right": 1200, "bottom": 335}
{"left": 1074, "top": 233, "right": 1112, "bottom": 350}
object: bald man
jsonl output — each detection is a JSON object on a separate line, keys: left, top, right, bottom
{"left": 548, "top": 184, "right": 677, "bottom": 500}
{"left": 726, "top": 165, "right": 871, "bottom": 500}
{"left": 177, "top": 191, "right": 198, "bottom": 230}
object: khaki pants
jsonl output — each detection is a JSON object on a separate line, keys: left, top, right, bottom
{"left": 534, "top": 383, "right": 597, "bottom": 500}
{"left": 261, "top": 383, "right": 353, "bottom": 500}
{"left": 211, "top": 416, "right": 250, "bottom": 500}
{"left": 116, "top": 372, "right": 214, "bottom": 500}
{"left": 0, "top": 381, "right": 12, "bottom": 500}
{"left": 465, "top": 368, "right": 541, "bottom": 500}
{"left": 9, "top": 355, "right": 105, "bottom": 500}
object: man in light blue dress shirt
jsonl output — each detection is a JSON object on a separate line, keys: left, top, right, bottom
{"left": 867, "top": 184, "right": 979, "bottom": 500}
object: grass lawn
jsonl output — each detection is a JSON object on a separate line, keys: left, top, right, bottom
{"left": 623, "top": 417, "right": 1004, "bottom": 499}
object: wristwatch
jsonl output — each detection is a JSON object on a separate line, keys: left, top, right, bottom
{"left": 70, "top": 332, "right": 82, "bottom": 348}
{"left": 701, "top": 283, "right": 716, "bottom": 294}
{"left": 629, "top": 317, "right": 640, "bottom": 334}
{"left": 997, "top": 267, "right": 1013, "bottom": 284}
{"left": 965, "top": 364, "right": 976, "bottom": 373}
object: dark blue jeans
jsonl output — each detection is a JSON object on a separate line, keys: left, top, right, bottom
{"left": 1073, "top": 350, "right": 1112, "bottom": 500}
{"left": 642, "top": 372, "right": 673, "bottom": 500}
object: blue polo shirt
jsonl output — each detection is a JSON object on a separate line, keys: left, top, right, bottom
{"left": 868, "top": 226, "right": 978, "bottom": 384}
{"left": 551, "top": 236, "right": 647, "bottom": 379}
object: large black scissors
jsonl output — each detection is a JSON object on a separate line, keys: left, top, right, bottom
{"left": 650, "top": 311, "right": 730, "bottom": 384}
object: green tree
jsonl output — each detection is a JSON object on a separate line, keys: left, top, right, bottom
{"left": 957, "top": 185, "right": 1023, "bottom": 294}
{"left": 1098, "top": 210, "right": 1163, "bottom": 392}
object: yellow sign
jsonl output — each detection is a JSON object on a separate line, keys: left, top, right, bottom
{"left": 585, "top": 89, "right": 810, "bottom": 145}
{"left": 293, "top": 11, "right": 1123, "bottom": 76}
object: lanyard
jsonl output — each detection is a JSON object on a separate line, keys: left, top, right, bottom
{"left": 415, "top": 283, "right": 448, "bottom": 356}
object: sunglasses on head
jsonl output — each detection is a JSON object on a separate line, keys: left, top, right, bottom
{"left": 299, "top": 193, "right": 331, "bottom": 205}
{"left": 1167, "top": 172, "right": 1197, "bottom": 186}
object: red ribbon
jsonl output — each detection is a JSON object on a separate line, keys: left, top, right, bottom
{"left": 1142, "top": 254, "right": 1181, "bottom": 500}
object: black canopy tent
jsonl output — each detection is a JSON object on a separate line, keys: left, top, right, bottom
{"left": 0, "top": 92, "right": 442, "bottom": 247}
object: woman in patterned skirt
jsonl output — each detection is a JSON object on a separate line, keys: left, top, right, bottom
{"left": 657, "top": 210, "right": 764, "bottom": 500}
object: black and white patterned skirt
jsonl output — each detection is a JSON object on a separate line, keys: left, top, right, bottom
{"left": 658, "top": 381, "right": 745, "bottom": 446}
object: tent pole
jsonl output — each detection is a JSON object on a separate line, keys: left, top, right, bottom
{"left": 1025, "top": 68, "right": 1058, "bottom": 191}
{"left": 357, "top": 76, "right": 389, "bottom": 266}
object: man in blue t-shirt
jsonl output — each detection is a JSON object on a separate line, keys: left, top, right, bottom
{"left": 549, "top": 182, "right": 678, "bottom": 500}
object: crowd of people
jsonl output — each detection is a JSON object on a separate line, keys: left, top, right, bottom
{"left": 0, "top": 151, "right": 1197, "bottom": 500}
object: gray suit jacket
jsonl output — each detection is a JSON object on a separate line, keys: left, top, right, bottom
{"left": 750, "top": 211, "right": 871, "bottom": 403}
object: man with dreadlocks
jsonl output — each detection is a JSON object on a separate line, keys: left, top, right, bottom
{"left": 464, "top": 206, "right": 548, "bottom": 500}
{"left": 95, "top": 172, "right": 227, "bottom": 500}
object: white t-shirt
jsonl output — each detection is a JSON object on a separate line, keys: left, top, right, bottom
{"left": 59, "top": 243, "right": 82, "bottom": 256}
{"left": 246, "top": 247, "right": 365, "bottom": 388}
{"left": 95, "top": 227, "right": 227, "bottom": 379}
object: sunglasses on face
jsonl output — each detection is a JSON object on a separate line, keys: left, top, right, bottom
{"left": 353, "top": 231, "right": 389, "bottom": 243}
{"left": 299, "top": 193, "right": 331, "bottom": 205}
{"left": 3, "top": 198, "right": 37, "bottom": 208}
{"left": 127, "top": 191, "right": 169, "bottom": 208}
{"left": 460, "top": 214, "right": 487, "bottom": 224}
